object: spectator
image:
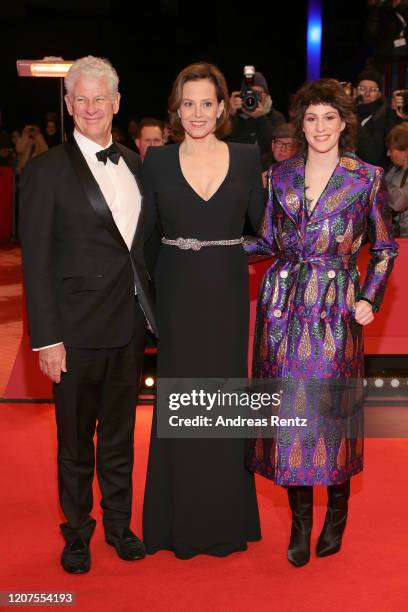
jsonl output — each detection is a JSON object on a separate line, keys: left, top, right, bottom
{"left": 135, "top": 118, "right": 165, "bottom": 161}
{"left": 15, "top": 124, "right": 48, "bottom": 175}
{"left": 125, "top": 118, "right": 139, "bottom": 151}
{"left": 44, "top": 119, "right": 60, "bottom": 148}
{"left": 111, "top": 125, "right": 126, "bottom": 143}
{"left": 228, "top": 71, "right": 285, "bottom": 154}
{"left": 261, "top": 122, "right": 299, "bottom": 172}
{"left": 365, "top": 0, "right": 408, "bottom": 94}
{"left": 355, "top": 67, "right": 401, "bottom": 167}
{"left": 385, "top": 122, "right": 408, "bottom": 235}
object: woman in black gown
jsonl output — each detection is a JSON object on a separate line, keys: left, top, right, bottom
{"left": 142, "top": 62, "right": 264, "bottom": 559}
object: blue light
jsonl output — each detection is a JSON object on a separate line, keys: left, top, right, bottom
{"left": 307, "top": 0, "right": 322, "bottom": 81}
{"left": 309, "top": 24, "right": 321, "bottom": 45}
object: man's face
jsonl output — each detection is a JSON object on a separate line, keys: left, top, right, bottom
{"left": 65, "top": 75, "right": 120, "bottom": 146}
{"left": 357, "top": 80, "right": 381, "bottom": 104}
{"left": 389, "top": 146, "right": 408, "bottom": 168}
{"left": 136, "top": 126, "right": 165, "bottom": 160}
{"left": 272, "top": 137, "right": 298, "bottom": 162}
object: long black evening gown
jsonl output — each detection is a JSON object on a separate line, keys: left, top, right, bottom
{"left": 142, "top": 142, "right": 264, "bottom": 559}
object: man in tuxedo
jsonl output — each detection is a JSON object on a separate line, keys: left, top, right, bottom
{"left": 20, "top": 56, "right": 157, "bottom": 574}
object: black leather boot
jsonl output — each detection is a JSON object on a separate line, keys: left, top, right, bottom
{"left": 287, "top": 486, "right": 313, "bottom": 567}
{"left": 316, "top": 479, "right": 350, "bottom": 557}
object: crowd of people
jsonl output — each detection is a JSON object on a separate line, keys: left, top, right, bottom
{"left": 2, "top": 57, "right": 408, "bottom": 236}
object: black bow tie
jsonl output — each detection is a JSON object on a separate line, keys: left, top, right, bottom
{"left": 95, "top": 143, "right": 121, "bottom": 165}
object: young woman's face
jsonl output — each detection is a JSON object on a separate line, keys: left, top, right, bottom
{"left": 178, "top": 79, "right": 224, "bottom": 140}
{"left": 303, "top": 104, "right": 345, "bottom": 155}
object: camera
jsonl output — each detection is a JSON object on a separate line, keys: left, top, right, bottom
{"left": 240, "top": 65, "right": 261, "bottom": 112}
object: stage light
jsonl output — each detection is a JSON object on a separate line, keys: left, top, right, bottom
{"left": 374, "top": 378, "right": 384, "bottom": 388}
{"left": 363, "top": 379, "right": 368, "bottom": 387}
{"left": 307, "top": 0, "right": 322, "bottom": 80}
{"left": 145, "top": 377, "right": 155, "bottom": 388}
{"left": 391, "top": 379, "right": 400, "bottom": 388}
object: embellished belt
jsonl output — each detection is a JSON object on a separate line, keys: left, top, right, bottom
{"left": 162, "top": 237, "right": 244, "bottom": 251}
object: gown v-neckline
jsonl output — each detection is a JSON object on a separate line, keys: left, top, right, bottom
{"left": 177, "top": 142, "right": 231, "bottom": 203}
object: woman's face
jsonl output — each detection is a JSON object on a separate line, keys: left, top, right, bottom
{"left": 178, "top": 78, "right": 224, "bottom": 140}
{"left": 303, "top": 104, "right": 345, "bottom": 156}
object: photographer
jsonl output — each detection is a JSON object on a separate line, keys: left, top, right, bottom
{"left": 228, "top": 69, "right": 285, "bottom": 154}
{"left": 365, "top": 1, "right": 408, "bottom": 66}
{"left": 15, "top": 124, "right": 48, "bottom": 175}
{"left": 385, "top": 122, "right": 408, "bottom": 235}
{"left": 355, "top": 68, "right": 402, "bottom": 167}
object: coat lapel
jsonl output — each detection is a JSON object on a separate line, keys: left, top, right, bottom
{"left": 272, "top": 155, "right": 305, "bottom": 227}
{"left": 308, "top": 155, "right": 369, "bottom": 224}
{"left": 65, "top": 137, "right": 128, "bottom": 249}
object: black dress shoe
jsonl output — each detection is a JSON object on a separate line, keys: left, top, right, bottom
{"left": 106, "top": 528, "right": 146, "bottom": 561}
{"left": 61, "top": 538, "right": 90, "bottom": 574}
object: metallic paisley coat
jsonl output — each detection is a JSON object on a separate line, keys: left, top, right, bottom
{"left": 245, "top": 153, "right": 398, "bottom": 486}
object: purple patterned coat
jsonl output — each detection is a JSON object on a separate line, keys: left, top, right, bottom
{"left": 246, "top": 153, "right": 398, "bottom": 486}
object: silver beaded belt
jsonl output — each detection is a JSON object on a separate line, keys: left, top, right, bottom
{"left": 162, "top": 237, "right": 244, "bottom": 251}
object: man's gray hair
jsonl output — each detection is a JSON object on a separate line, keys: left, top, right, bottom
{"left": 65, "top": 56, "right": 119, "bottom": 97}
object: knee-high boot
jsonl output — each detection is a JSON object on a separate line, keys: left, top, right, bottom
{"left": 316, "top": 479, "right": 350, "bottom": 557}
{"left": 287, "top": 486, "right": 313, "bottom": 567}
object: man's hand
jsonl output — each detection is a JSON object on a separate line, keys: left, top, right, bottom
{"left": 229, "top": 91, "right": 243, "bottom": 116}
{"left": 39, "top": 344, "right": 67, "bottom": 383}
{"left": 354, "top": 300, "right": 374, "bottom": 326}
{"left": 391, "top": 90, "right": 408, "bottom": 119}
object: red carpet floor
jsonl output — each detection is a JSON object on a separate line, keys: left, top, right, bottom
{"left": 0, "top": 403, "right": 408, "bottom": 611}
{"left": 1, "top": 245, "right": 408, "bottom": 611}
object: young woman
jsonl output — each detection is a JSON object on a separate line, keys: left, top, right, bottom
{"left": 246, "top": 78, "right": 398, "bottom": 566}
{"left": 142, "top": 63, "right": 265, "bottom": 559}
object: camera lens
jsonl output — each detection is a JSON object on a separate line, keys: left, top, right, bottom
{"left": 244, "top": 95, "right": 257, "bottom": 110}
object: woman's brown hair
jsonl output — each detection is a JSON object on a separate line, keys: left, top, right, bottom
{"left": 290, "top": 78, "right": 357, "bottom": 155}
{"left": 168, "top": 62, "right": 231, "bottom": 140}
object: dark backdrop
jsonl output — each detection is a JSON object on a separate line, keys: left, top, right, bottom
{"left": 0, "top": 0, "right": 372, "bottom": 132}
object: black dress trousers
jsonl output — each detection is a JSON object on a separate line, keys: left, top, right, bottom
{"left": 54, "top": 300, "right": 146, "bottom": 542}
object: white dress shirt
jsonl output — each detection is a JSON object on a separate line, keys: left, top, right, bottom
{"left": 34, "top": 129, "right": 142, "bottom": 351}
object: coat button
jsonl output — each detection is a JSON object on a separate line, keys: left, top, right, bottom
{"left": 321, "top": 311, "right": 327, "bottom": 319}
{"left": 280, "top": 270, "right": 288, "bottom": 278}
{"left": 273, "top": 309, "right": 282, "bottom": 318}
{"left": 328, "top": 270, "right": 336, "bottom": 279}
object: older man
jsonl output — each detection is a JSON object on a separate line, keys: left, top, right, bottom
{"left": 20, "top": 56, "right": 156, "bottom": 574}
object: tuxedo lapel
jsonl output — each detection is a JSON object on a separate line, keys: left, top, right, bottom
{"left": 115, "top": 145, "right": 145, "bottom": 252}
{"left": 64, "top": 137, "right": 128, "bottom": 250}
{"left": 117, "top": 143, "right": 144, "bottom": 196}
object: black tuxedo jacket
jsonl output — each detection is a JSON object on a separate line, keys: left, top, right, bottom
{"left": 20, "top": 137, "right": 157, "bottom": 349}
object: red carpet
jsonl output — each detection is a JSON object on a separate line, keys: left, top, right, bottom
{"left": 0, "top": 402, "right": 407, "bottom": 612}
{"left": 1, "top": 244, "right": 408, "bottom": 611}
